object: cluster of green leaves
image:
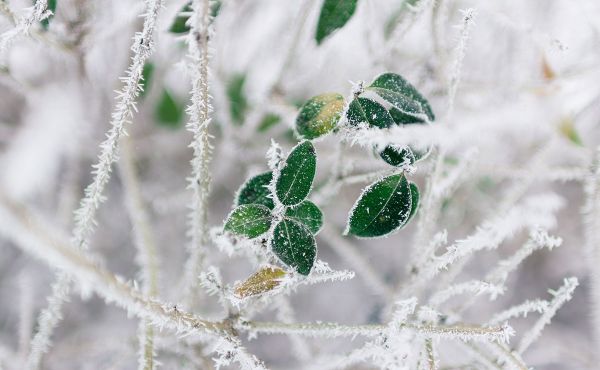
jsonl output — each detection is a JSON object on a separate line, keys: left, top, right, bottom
{"left": 225, "top": 141, "right": 322, "bottom": 276}
{"left": 294, "top": 72, "right": 433, "bottom": 238}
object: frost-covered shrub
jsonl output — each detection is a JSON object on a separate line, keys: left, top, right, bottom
{"left": 0, "top": 0, "right": 598, "bottom": 369}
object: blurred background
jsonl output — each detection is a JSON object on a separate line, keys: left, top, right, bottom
{"left": 0, "top": 0, "right": 599, "bottom": 368}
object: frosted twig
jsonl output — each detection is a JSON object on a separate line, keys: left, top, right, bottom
{"left": 518, "top": 277, "right": 578, "bottom": 354}
{"left": 17, "top": 274, "right": 34, "bottom": 362}
{"left": 119, "top": 136, "right": 160, "bottom": 370}
{"left": 0, "top": 0, "right": 49, "bottom": 58}
{"left": 487, "top": 299, "right": 549, "bottom": 326}
{"left": 182, "top": 0, "right": 214, "bottom": 302}
{"left": 243, "top": 320, "right": 512, "bottom": 343}
{"left": 486, "top": 229, "right": 561, "bottom": 285}
{"left": 25, "top": 1, "right": 164, "bottom": 367}
{"left": 583, "top": 147, "right": 600, "bottom": 357}
{"left": 319, "top": 225, "right": 393, "bottom": 298}
{"left": 401, "top": 194, "right": 563, "bottom": 297}
{"left": 429, "top": 280, "right": 505, "bottom": 307}
{"left": 447, "top": 8, "right": 476, "bottom": 115}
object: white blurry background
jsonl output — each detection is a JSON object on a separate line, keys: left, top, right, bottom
{"left": 0, "top": 0, "right": 599, "bottom": 369}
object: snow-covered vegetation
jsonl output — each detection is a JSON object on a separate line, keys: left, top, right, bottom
{"left": 0, "top": 0, "right": 598, "bottom": 369}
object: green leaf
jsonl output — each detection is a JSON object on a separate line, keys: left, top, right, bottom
{"left": 315, "top": 0, "right": 359, "bottom": 45}
{"left": 236, "top": 172, "right": 274, "bottom": 210}
{"left": 271, "top": 219, "right": 316, "bottom": 275}
{"left": 346, "top": 173, "right": 413, "bottom": 237}
{"left": 257, "top": 113, "right": 281, "bottom": 132}
{"left": 407, "top": 182, "right": 419, "bottom": 223}
{"left": 285, "top": 200, "right": 323, "bottom": 234}
{"left": 368, "top": 73, "right": 435, "bottom": 123}
{"left": 224, "top": 204, "right": 273, "bottom": 238}
{"left": 170, "top": 2, "right": 192, "bottom": 34}
{"left": 346, "top": 97, "right": 395, "bottom": 128}
{"left": 227, "top": 74, "right": 248, "bottom": 126}
{"left": 379, "top": 145, "right": 415, "bottom": 167}
{"left": 140, "top": 62, "right": 155, "bottom": 99}
{"left": 40, "top": 0, "right": 57, "bottom": 29}
{"left": 276, "top": 141, "right": 317, "bottom": 206}
{"left": 155, "top": 89, "right": 183, "bottom": 128}
{"left": 296, "top": 93, "right": 345, "bottom": 139}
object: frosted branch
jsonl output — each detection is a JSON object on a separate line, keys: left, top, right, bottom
{"left": 517, "top": 277, "right": 578, "bottom": 353}
{"left": 182, "top": 0, "right": 215, "bottom": 300}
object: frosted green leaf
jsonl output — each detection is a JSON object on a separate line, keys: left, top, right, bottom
{"left": 407, "top": 182, "right": 419, "bottom": 223}
{"left": 347, "top": 173, "right": 413, "bottom": 237}
{"left": 379, "top": 145, "right": 415, "bottom": 167}
{"left": 296, "top": 93, "right": 345, "bottom": 139}
{"left": 224, "top": 204, "right": 273, "bottom": 238}
{"left": 271, "top": 219, "right": 316, "bottom": 275}
{"left": 227, "top": 74, "right": 248, "bottom": 126}
{"left": 368, "top": 73, "right": 435, "bottom": 123}
{"left": 276, "top": 141, "right": 317, "bottom": 206}
{"left": 285, "top": 200, "right": 323, "bottom": 234}
{"left": 346, "top": 97, "right": 395, "bottom": 128}
{"left": 316, "top": 0, "right": 359, "bottom": 45}
{"left": 236, "top": 172, "right": 274, "bottom": 210}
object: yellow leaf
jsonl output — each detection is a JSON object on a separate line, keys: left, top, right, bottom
{"left": 234, "top": 266, "right": 286, "bottom": 298}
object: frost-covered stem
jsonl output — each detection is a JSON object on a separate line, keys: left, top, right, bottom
{"left": 426, "top": 339, "right": 438, "bottom": 370}
{"left": 25, "top": 274, "right": 70, "bottom": 370}
{"left": 447, "top": 8, "right": 476, "bottom": 115}
{"left": 518, "top": 277, "right": 578, "bottom": 354}
{"left": 485, "top": 343, "right": 528, "bottom": 370}
{"left": 0, "top": 0, "right": 49, "bottom": 58}
{"left": 429, "top": 280, "right": 504, "bottom": 308}
{"left": 118, "top": 136, "right": 159, "bottom": 370}
{"left": 182, "top": 0, "right": 214, "bottom": 302}
{"left": 583, "top": 147, "right": 600, "bottom": 359}
{"left": 0, "top": 196, "right": 227, "bottom": 336}
{"left": 486, "top": 229, "right": 561, "bottom": 285}
{"left": 25, "top": 2, "right": 163, "bottom": 367}
{"left": 73, "top": 0, "right": 163, "bottom": 251}
{"left": 409, "top": 148, "right": 446, "bottom": 273}
{"left": 487, "top": 299, "right": 549, "bottom": 326}
{"left": 319, "top": 225, "right": 393, "bottom": 298}
{"left": 17, "top": 274, "right": 33, "bottom": 362}
{"left": 274, "top": 297, "right": 311, "bottom": 361}
{"left": 244, "top": 320, "right": 512, "bottom": 343}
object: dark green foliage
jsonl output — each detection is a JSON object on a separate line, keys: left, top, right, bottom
{"left": 285, "top": 200, "right": 323, "bottom": 234}
{"left": 368, "top": 73, "right": 435, "bottom": 122}
{"left": 155, "top": 89, "right": 183, "bottom": 128}
{"left": 227, "top": 74, "right": 248, "bottom": 125}
{"left": 296, "top": 93, "right": 345, "bottom": 139}
{"left": 271, "top": 219, "right": 316, "bottom": 275}
{"left": 315, "top": 0, "right": 359, "bottom": 44}
{"left": 224, "top": 204, "right": 273, "bottom": 238}
{"left": 140, "top": 62, "right": 155, "bottom": 98}
{"left": 236, "top": 172, "right": 275, "bottom": 210}
{"left": 347, "top": 173, "right": 414, "bottom": 237}
{"left": 257, "top": 113, "right": 281, "bottom": 132}
{"left": 41, "top": 0, "right": 57, "bottom": 29}
{"left": 407, "top": 182, "right": 419, "bottom": 223}
{"left": 170, "top": 2, "right": 192, "bottom": 34}
{"left": 379, "top": 145, "right": 415, "bottom": 167}
{"left": 346, "top": 97, "right": 395, "bottom": 128}
{"left": 275, "top": 141, "right": 317, "bottom": 206}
